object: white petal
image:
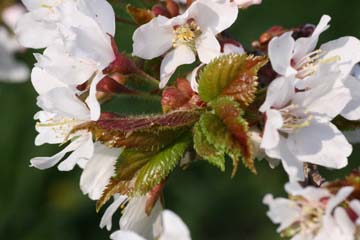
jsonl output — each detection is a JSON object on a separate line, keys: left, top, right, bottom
{"left": 294, "top": 78, "right": 351, "bottom": 121}
{"left": 349, "top": 200, "right": 360, "bottom": 225}
{"left": 80, "top": 143, "right": 122, "bottom": 200}
{"left": 160, "top": 45, "right": 196, "bottom": 88}
{"left": 293, "top": 15, "right": 331, "bottom": 62}
{"left": 341, "top": 75, "right": 360, "bottom": 120}
{"left": 287, "top": 121, "right": 352, "bottom": 169}
{"left": 285, "top": 182, "right": 330, "bottom": 202}
{"left": 334, "top": 207, "right": 355, "bottom": 236}
{"left": 37, "top": 44, "right": 96, "bottom": 86}
{"left": 321, "top": 36, "right": 360, "bottom": 78}
{"left": 268, "top": 32, "right": 297, "bottom": 76}
{"left": 30, "top": 136, "right": 86, "bottom": 170}
{"left": 31, "top": 67, "right": 66, "bottom": 95}
{"left": 77, "top": 0, "right": 116, "bottom": 35}
{"left": 189, "top": 0, "right": 238, "bottom": 34}
{"left": 154, "top": 210, "right": 191, "bottom": 240}
{"left": 260, "top": 76, "right": 296, "bottom": 112}
{"left": 15, "top": 9, "right": 60, "bottom": 49}
{"left": 37, "top": 87, "right": 90, "bottom": 120}
{"left": 222, "top": 43, "right": 245, "bottom": 55}
{"left": 86, "top": 73, "right": 104, "bottom": 120}
{"left": 326, "top": 187, "right": 354, "bottom": 214}
{"left": 120, "top": 196, "right": 163, "bottom": 239}
{"left": 132, "top": 16, "right": 174, "bottom": 59}
{"left": 66, "top": 25, "right": 114, "bottom": 69}
{"left": 100, "top": 194, "right": 128, "bottom": 231}
{"left": 110, "top": 231, "right": 146, "bottom": 240}
{"left": 265, "top": 137, "right": 305, "bottom": 181}
{"left": 195, "top": 31, "right": 221, "bottom": 63}
{"left": 261, "top": 109, "right": 283, "bottom": 149}
{"left": 263, "top": 194, "right": 301, "bottom": 232}
{"left": 187, "top": 64, "right": 204, "bottom": 93}
{"left": 58, "top": 133, "right": 94, "bottom": 171}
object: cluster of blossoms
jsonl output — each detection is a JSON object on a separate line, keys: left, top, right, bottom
{"left": 0, "top": 2, "right": 29, "bottom": 82}
{"left": 13, "top": 0, "right": 360, "bottom": 239}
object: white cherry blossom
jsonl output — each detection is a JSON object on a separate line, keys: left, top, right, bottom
{"left": 264, "top": 182, "right": 356, "bottom": 240}
{"left": 132, "top": 0, "right": 238, "bottom": 88}
{"left": 260, "top": 64, "right": 352, "bottom": 180}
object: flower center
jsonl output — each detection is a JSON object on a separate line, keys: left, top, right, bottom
{"left": 37, "top": 117, "right": 81, "bottom": 141}
{"left": 172, "top": 19, "right": 201, "bottom": 49}
{"left": 293, "top": 50, "right": 341, "bottom": 79}
{"left": 278, "top": 104, "right": 313, "bottom": 134}
{"left": 281, "top": 198, "right": 326, "bottom": 238}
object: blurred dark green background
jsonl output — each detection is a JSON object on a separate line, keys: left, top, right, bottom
{"left": 1, "top": 0, "right": 360, "bottom": 239}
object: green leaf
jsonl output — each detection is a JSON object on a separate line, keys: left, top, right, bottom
{"left": 71, "top": 110, "right": 201, "bottom": 151}
{"left": 134, "top": 132, "right": 192, "bottom": 194}
{"left": 211, "top": 97, "right": 256, "bottom": 174}
{"left": 193, "top": 122, "right": 225, "bottom": 172}
{"left": 198, "top": 54, "right": 268, "bottom": 106}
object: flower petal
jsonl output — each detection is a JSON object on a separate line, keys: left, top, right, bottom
{"left": 189, "top": 0, "right": 238, "bottom": 34}
{"left": 341, "top": 75, "right": 360, "bottom": 120}
{"left": 15, "top": 9, "right": 60, "bottom": 49}
{"left": 77, "top": 0, "right": 116, "bottom": 36}
{"left": 80, "top": 143, "right": 121, "bottom": 200}
{"left": 195, "top": 30, "right": 221, "bottom": 64}
{"left": 260, "top": 76, "right": 296, "bottom": 112}
{"left": 261, "top": 109, "right": 283, "bottom": 149}
{"left": 132, "top": 16, "right": 174, "bottom": 60}
{"left": 110, "top": 231, "right": 146, "bottom": 240}
{"left": 37, "top": 87, "right": 90, "bottom": 120}
{"left": 160, "top": 45, "right": 195, "bottom": 88}
{"left": 320, "top": 36, "right": 360, "bottom": 79}
{"left": 287, "top": 120, "right": 352, "bottom": 169}
{"left": 265, "top": 137, "right": 305, "bottom": 181}
{"left": 263, "top": 194, "right": 301, "bottom": 232}
{"left": 293, "top": 15, "right": 331, "bottom": 62}
{"left": 268, "top": 32, "right": 297, "bottom": 76}
{"left": 120, "top": 196, "right": 163, "bottom": 239}
{"left": 100, "top": 194, "right": 128, "bottom": 231}
{"left": 153, "top": 210, "right": 191, "bottom": 240}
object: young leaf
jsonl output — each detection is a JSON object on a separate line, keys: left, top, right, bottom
{"left": 97, "top": 132, "right": 192, "bottom": 210}
{"left": 134, "top": 133, "right": 192, "bottom": 194}
{"left": 211, "top": 97, "right": 256, "bottom": 174}
{"left": 193, "top": 122, "right": 226, "bottom": 172}
{"left": 71, "top": 110, "right": 201, "bottom": 150}
{"left": 198, "top": 54, "right": 267, "bottom": 107}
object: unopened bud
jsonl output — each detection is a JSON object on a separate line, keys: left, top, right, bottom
{"left": 152, "top": 4, "right": 171, "bottom": 17}
{"left": 166, "top": 0, "right": 180, "bottom": 17}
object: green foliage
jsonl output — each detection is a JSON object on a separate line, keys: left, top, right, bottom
{"left": 211, "top": 97, "right": 256, "bottom": 174}
{"left": 198, "top": 54, "right": 267, "bottom": 107}
{"left": 97, "top": 132, "right": 192, "bottom": 210}
{"left": 134, "top": 133, "right": 192, "bottom": 193}
{"left": 193, "top": 97, "right": 256, "bottom": 176}
{"left": 193, "top": 122, "right": 226, "bottom": 172}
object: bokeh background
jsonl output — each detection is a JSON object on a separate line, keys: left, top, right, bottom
{"left": 1, "top": 0, "right": 360, "bottom": 239}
